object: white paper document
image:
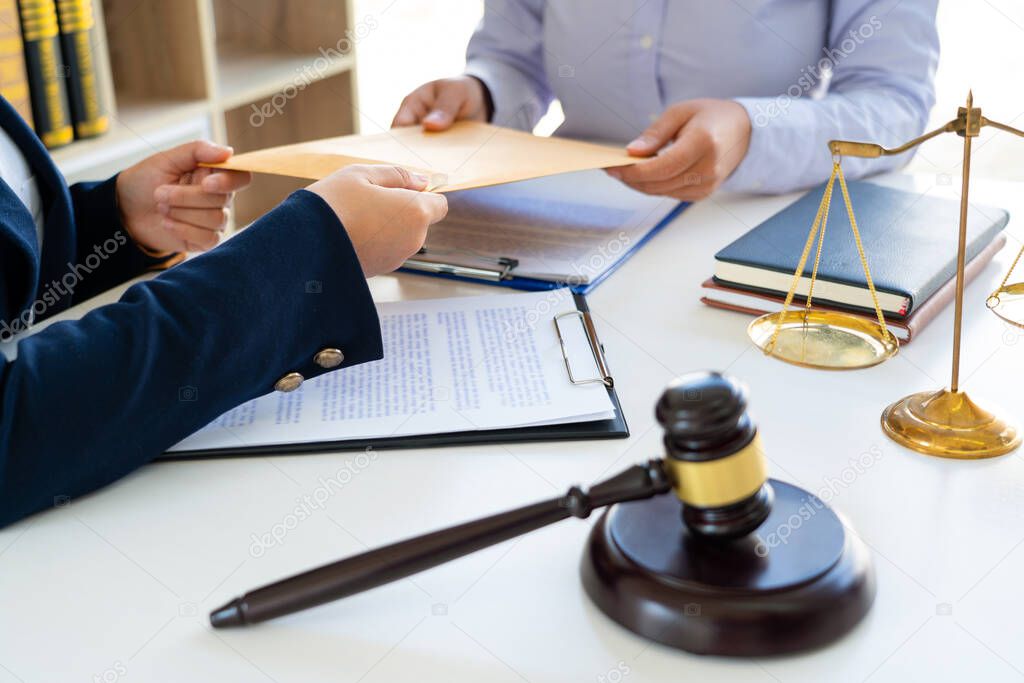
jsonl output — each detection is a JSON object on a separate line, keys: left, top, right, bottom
{"left": 415, "top": 170, "right": 680, "bottom": 284}
{"left": 169, "top": 290, "right": 616, "bottom": 453}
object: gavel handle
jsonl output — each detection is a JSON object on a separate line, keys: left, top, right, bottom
{"left": 210, "top": 459, "right": 673, "bottom": 627}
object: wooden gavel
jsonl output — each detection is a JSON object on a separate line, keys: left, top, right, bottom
{"left": 211, "top": 371, "right": 775, "bottom": 628}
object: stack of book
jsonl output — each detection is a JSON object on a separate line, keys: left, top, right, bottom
{"left": 702, "top": 180, "right": 1009, "bottom": 343}
{"left": 0, "top": 0, "right": 109, "bottom": 148}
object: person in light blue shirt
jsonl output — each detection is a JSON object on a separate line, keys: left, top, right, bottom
{"left": 393, "top": 0, "right": 939, "bottom": 198}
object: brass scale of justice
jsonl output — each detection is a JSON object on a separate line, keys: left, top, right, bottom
{"left": 748, "top": 92, "right": 1024, "bottom": 459}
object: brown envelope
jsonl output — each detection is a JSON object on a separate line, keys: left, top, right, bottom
{"left": 203, "top": 121, "right": 637, "bottom": 192}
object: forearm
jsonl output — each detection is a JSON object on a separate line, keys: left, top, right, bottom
{"left": 464, "top": 0, "right": 551, "bottom": 131}
{"left": 0, "top": 190, "right": 382, "bottom": 527}
{"left": 725, "top": 89, "right": 931, "bottom": 194}
{"left": 724, "top": 0, "right": 938, "bottom": 194}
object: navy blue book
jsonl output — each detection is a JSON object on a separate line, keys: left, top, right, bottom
{"left": 714, "top": 180, "right": 1008, "bottom": 319}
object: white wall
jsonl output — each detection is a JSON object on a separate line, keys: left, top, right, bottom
{"left": 906, "top": 0, "right": 1024, "bottom": 181}
{"left": 351, "top": 1, "right": 484, "bottom": 135}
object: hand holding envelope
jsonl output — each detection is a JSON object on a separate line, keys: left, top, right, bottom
{"left": 203, "top": 122, "right": 636, "bottom": 193}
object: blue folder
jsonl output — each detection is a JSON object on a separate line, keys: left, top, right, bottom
{"left": 398, "top": 170, "right": 689, "bottom": 294}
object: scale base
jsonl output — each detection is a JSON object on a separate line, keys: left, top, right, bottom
{"left": 881, "top": 389, "right": 1021, "bottom": 459}
{"left": 580, "top": 480, "right": 874, "bottom": 656}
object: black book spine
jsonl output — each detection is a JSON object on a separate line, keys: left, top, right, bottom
{"left": 17, "top": 0, "right": 73, "bottom": 148}
{"left": 55, "top": 0, "right": 107, "bottom": 139}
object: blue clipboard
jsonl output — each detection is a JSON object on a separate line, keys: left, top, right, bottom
{"left": 399, "top": 202, "right": 689, "bottom": 294}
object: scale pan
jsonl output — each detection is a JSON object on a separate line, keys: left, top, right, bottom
{"left": 748, "top": 310, "right": 899, "bottom": 370}
{"left": 987, "top": 283, "right": 1024, "bottom": 329}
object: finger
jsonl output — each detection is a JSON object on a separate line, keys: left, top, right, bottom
{"left": 155, "top": 183, "right": 234, "bottom": 209}
{"left": 619, "top": 158, "right": 719, "bottom": 201}
{"left": 626, "top": 103, "right": 699, "bottom": 157}
{"left": 392, "top": 94, "right": 429, "bottom": 127}
{"left": 422, "top": 83, "right": 465, "bottom": 131}
{"left": 185, "top": 166, "right": 214, "bottom": 185}
{"left": 163, "top": 220, "right": 221, "bottom": 251}
{"left": 622, "top": 179, "right": 713, "bottom": 202}
{"left": 162, "top": 206, "right": 230, "bottom": 230}
{"left": 358, "top": 164, "right": 431, "bottom": 191}
{"left": 615, "top": 125, "right": 714, "bottom": 184}
{"left": 619, "top": 169, "right": 708, "bottom": 197}
{"left": 201, "top": 170, "right": 252, "bottom": 193}
{"left": 384, "top": 190, "right": 447, "bottom": 225}
{"left": 417, "top": 192, "right": 448, "bottom": 224}
{"left": 158, "top": 140, "right": 234, "bottom": 174}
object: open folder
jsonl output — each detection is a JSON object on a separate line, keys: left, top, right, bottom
{"left": 204, "top": 122, "right": 636, "bottom": 192}
{"left": 164, "top": 290, "right": 627, "bottom": 459}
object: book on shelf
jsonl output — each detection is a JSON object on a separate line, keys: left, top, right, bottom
{"left": 17, "top": 0, "right": 74, "bottom": 148}
{"left": 702, "top": 234, "right": 1007, "bottom": 344}
{"left": 55, "top": 0, "right": 108, "bottom": 138}
{"left": 0, "top": 0, "right": 32, "bottom": 124}
{"left": 713, "top": 179, "right": 1009, "bottom": 320}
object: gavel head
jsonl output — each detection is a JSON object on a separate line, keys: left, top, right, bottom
{"left": 656, "top": 371, "right": 773, "bottom": 539}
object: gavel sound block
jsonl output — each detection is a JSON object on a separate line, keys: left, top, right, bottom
{"left": 581, "top": 372, "right": 874, "bottom": 655}
{"left": 211, "top": 372, "right": 874, "bottom": 657}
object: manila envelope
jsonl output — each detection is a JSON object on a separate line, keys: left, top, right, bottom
{"left": 203, "top": 121, "right": 637, "bottom": 192}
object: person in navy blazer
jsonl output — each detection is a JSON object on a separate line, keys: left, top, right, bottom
{"left": 0, "top": 96, "right": 447, "bottom": 527}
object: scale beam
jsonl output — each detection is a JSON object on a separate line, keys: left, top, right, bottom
{"left": 828, "top": 119, "right": 958, "bottom": 159}
{"left": 828, "top": 108, "right": 1024, "bottom": 161}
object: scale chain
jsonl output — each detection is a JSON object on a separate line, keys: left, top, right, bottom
{"left": 834, "top": 164, "right": 891, "bottom": 338}
{"left": 766, "top": 161, "right": 892, "bottom": 354}
{"left": 804, "top": 168, "right": 835, "bottom": 311}
{"left": 766, "top": 167, "right": 838, "bottom": 353}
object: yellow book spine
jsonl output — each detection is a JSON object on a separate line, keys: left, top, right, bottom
{"left": 55, "top": 0, "right": 107, "bottom": 138}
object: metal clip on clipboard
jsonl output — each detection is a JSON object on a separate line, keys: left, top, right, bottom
{"left": 403, "top": 247, "right": 519, "bottom": 282}
{"left": 554, "top": 310, "right": 614, "bottom": 388}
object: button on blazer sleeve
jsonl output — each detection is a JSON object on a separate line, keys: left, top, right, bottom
{"left": 0, "top": 189, "right": 383, "bottom": 527}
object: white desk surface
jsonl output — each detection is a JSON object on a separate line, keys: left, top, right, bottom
{"left": 3, "top": 175, "right": 1024, "bottom": 683}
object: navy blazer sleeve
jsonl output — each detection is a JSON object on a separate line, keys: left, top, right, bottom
{"left": 0, "top": 189, "right": 383, "bottom": 527}
{"left": 67, "top": 176, "right": 181, "bottom": 305}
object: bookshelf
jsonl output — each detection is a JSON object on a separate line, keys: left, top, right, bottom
{"left": 49, "top": 0, "right": 360, "bottom": 226}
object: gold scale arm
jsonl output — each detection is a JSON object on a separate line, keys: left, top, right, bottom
{"left": 826, "top": 92, "right": 1024, "bottom": 393}
{"left": 828, "top": 109, "right": 1024, "bottom": 161}
{"left": 828, "top": 118, "right": 960, "bottom": 159}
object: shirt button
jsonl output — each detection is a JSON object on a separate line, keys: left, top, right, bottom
{"left": 274, "top": 372, "right": 304, "bottom": 393}
{"left": 639, "top": 35, "right": 654, "bottom": 49}
{"left": 649, "top": 113, "right": 659, "bottom": 123}
{"left": 314, "top": 348, "right": 345, "bottom": 369}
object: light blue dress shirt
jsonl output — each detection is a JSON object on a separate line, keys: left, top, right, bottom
{"left": 465, "top": 0, "right": 939, "bottom": 193}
